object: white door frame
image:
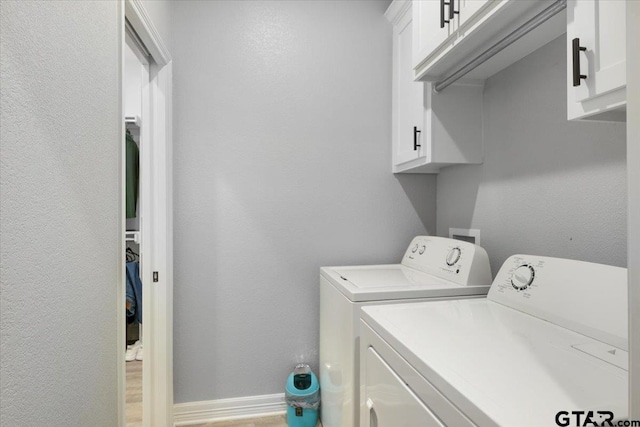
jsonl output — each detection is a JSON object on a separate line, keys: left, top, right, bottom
{"left": 120, "top": 1, "right": 173, "bottom": 426}
{"left": 627, "top": 1, "right": 640, "bottom": 419}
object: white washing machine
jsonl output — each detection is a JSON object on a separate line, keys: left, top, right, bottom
{"left": 319, "top": 236, "right": 492, "bottom": 427}
{"left": 360, "top": 255, "right": 628, "bottom": 427}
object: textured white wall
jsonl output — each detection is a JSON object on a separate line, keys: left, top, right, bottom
{"left": 0, "top": 1, "right": 121, "bottom": 425}
{"left": 437, "top": 36, "right": 627, "bottom": 276}
{"left": 171, "top": 0, "right": 435, "bottom": 403}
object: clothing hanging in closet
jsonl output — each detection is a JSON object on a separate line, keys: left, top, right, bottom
{"left": 126, "top": 261, "right": 143, "bottom": 324}
{"left": 126, "top": 130, "right": 139, "bottom": 218}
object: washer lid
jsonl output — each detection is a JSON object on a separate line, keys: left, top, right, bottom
{"left": 334, "top": 266, "right": 450, "bottom": 288}
{"left": 361, "top": 299, "right": 628, "bottom": 427}
{"left": 321, "top": 265, "right": 490, "bottom": 302}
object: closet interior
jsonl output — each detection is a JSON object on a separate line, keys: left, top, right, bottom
{"left": 124, "top": 38, "right": 148, "bottom": 427}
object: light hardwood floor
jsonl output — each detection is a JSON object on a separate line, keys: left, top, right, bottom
{"left": 186, "top": 414, "right": 288, "bottom": 427}
{"left": 187, "top": 414, "right": 322, "bottom": 427}
{"left": 127, "top": 367, "right": 320, "bottom": 427}
{"left": 126, "top": 360, "right": 143, "bottom": 427}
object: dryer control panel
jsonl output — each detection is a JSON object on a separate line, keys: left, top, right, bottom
{"left": 401, "top": 236, "right": 491, "bottom": 287}
{"left": 489, "top": 255, "right": 628, "bottom": 350}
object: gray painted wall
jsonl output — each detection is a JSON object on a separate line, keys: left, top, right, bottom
{"left": 0, "top": 1, "right": 120, "bottom": 425}
{"left": 437, "top": 36, "right": 627, "bottom": 276}
{"left": 171, "top": 0, "right": 435, "bottom": 403}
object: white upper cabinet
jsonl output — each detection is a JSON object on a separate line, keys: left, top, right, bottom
{"left": 412, "top": 0, "right": 492, "bottom": 70}
{"left": 396, "top": 3, "right": 425, "bottom": 166}
{"left": 456, "top": 0, "right": 494, "bottom": 29}
{"left": 412, "top": 0, "right": 455, "bottom": 71}
{"left": 387, "top": 1, "right": 484, "bottom": 174}
{"left": 412, "top": 0, "right": 566, "bottom": 82}
{"left": 567, "top": 0, "right": 626, "bottom": 121}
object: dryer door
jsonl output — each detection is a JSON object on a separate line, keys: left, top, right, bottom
{"left": 364, "top": 347, "right": 444, "bottom": 427}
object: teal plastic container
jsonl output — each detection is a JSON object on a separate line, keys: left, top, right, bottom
{"left": 285, "top": 364, "right": 320, "bottom": 427}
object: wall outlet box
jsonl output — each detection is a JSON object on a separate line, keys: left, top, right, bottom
{"left": 449, "top": 228, "right": 481, "bottom": 245}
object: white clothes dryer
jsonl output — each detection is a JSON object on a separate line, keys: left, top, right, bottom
{"left": 360, "top": 255, "right": 628, "bottom": 427}
{"left": 319, "top": 236, "right": 492, "bottom": 427}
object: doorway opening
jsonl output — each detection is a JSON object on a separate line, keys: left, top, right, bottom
{"left": 119, "top": 2, "right": 173, "bottom": 425}
{"left": 123, "top": 35, "right": 148, "bottom": 426}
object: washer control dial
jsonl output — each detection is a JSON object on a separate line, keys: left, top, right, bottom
{"left": 419, "top": 245, "right": 426, "bottom": 255}
{"left": 411, "top": 244, "right": 418, "bottom": 253}
{"left": 446, "top": 247, "right": 462, "bottom": 266}
{"left": 511, "top": 264, "right": 535, "bottom": 291}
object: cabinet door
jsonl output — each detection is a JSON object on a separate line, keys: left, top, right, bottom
{"left": 394, "top": 12, "right": 424, "bottom": 165}
{"left": 456, "top": 0, "right": 493, "bottom": 28}
{"left": 413, "top": 0, "right": 455, "bottom": 70}
{"left": 569, "top": 0, "right": 626, "bottom": 103}
{"left": 363, "top": 347, "right": 444, "bottom": 427}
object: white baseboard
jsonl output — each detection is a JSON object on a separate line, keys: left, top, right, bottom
{"left": 173, "top": 393, "right": 287, "bottom": 426}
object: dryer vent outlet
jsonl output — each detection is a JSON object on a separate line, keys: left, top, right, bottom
{"left": 448, "top": 228, "right": 481, "bottom": 245}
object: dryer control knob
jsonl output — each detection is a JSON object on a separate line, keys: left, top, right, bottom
{"left": 511, "top": 265, "right": 535, "bottom": 291}
{"left": 411, "top": 244, "right": 419, "bottom": 253}
{"left": 446, "top": 247, "right": 461, "bottom": 266}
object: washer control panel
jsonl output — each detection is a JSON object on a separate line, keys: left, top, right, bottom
{"left": 490, "top": 256, "right": 547, "bottom": 300}
{"left": 488, "top": 255, "right": 628, "bottom": 350}
{"left": 510, "top": 264, "right": 535, "bottom": 291}
{"left": 446, "top": 247, "right": 462, "bottom": 266}
{"left": 401, "top": 236, "right": 491, "bottom": 287}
